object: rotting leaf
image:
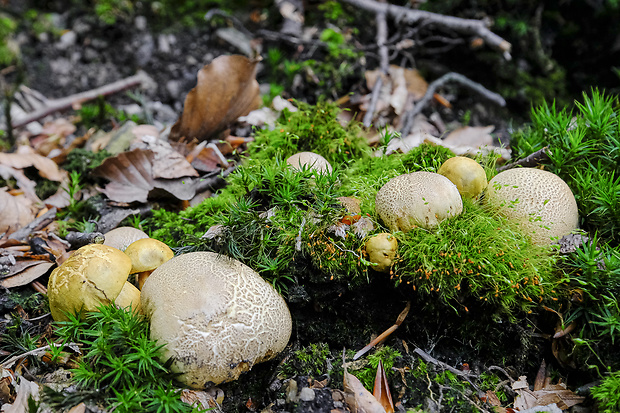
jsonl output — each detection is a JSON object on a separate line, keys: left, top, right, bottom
{"left": 442, "top": 125, "right": 495, "bottom": 149}
{"left": 0, "top": 145, "right": 64, "bottom": 182}
{"left": 0, "top": 262, "right": 54, "bottom": 289}
{"left": 511, "top": 375, "right": 585, "bottom": 411}
{"left": 169, "top": 55, "right": 261, "bottom": 142}
{"left": 130, "top": 135, "right": 199, "bottom": 179}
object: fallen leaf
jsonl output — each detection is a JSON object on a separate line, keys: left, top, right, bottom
{"left": 511, "top": 375, "right": 584, "bottom": 411}
{"left": 93, "top": 148, "right": 202, "bottom": 203}
{"left": 344, "top": 365, "right": 386, "bottom": 413}
{"left": 181, "top": 387, "right": 224, "bottom": 409}
{"left": 0, "top": 145, "right": 64, "bottom": 182}
{"left": 0, "top": 375, "right": 39, "bottom": 413}
{"left": 169, "top": 55, "right": 261, "bottom": 142}
{"left": 130, "top": 134, "right": 199, "bottom": 179}
{"left": 0, "top": 165, "right": 40, "bottom": 203}
{"left": 0, "top": 262, "right": 54, "bottom": 288}
{"left": 442, "top": 126, "right": 495, "bottom": 149}
{"left": 31, "top": 118, "right": 76, "bottom": 156}
{"left": 0, "top": 189, "right": 37, "bottom": 235}
{"left": 373, "top": 361, "right": 394, "bottom": 413}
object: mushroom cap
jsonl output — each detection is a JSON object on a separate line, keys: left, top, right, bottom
{"left": 140, "top": 252, "right": 292, "bottom": 388}
{"left": 365, "top": 233, "right": 398, "bottom": 273}
{"left": 438, "top": 156, "right": 487, "bottom": 199}
{"left": 483, "top": 167, "right": 579, "bottom": 245}
{"left": 375, "top": 172, "right": 463, "bottom": 231}
{"left": 47, "top": 244, "right": 132, "bottom": 321}
{"left": 124, "top": 238, "right": 174, "bottom": 273}
{"left": 114, "top": 281, "right": 142, "bottom": 314}
{"left": 103, "top": 226, "right": 149, "bottom": 252}
{"left": 286, "top": 152, "right": 332, "bottom": 174}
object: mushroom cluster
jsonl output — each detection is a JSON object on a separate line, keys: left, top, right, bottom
{"left": 47, "top": 228, "right": 174, "bottom": 321}
{"left": 140, "top": 252, "right": 292, "bottom": 388}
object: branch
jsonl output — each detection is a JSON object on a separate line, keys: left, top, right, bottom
{"left": 11, "top": 73, "right": 149, "bottom": 129}
{"left": 363, "top": 0, "right": 390, "bottom": 127}
{"left": 341, "top": 0, "right": 511, "bottom": 55}
{"left": 497, "top": 146, "right": 550, "bottom": 171}
{"left": 400, "top": 72, "right": 506, "bottom": 136}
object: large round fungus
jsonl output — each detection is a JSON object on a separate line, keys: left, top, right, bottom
{"left": 140, "top": 252, "right": 292, "bottom": 388}
{"left": 286, "top": 151, "right": 332, "bottom": 174}
{"left": 375, "top": 172, "right": 463, "bottom": 231}
{"left": 484, "top": 167, "right": 579, "bottom": 245}
{"left": 47, "top": 244, "right": 132, "bottom": 321}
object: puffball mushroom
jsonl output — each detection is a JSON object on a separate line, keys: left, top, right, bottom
{"left": 140, "top": 252, "right": 292, "bottom": 388}
{"left": 286, "top": 151, "right": 332, "bottom": 174}
{"left": 438, "top": 156, "right": 487, "bottom": 199}
{"left": 483, "top": 167, "right": 579, "bottom": 245}
{"left": 375, "top": 172, "right": 463, "bottom": 231}
{"left": 124, "top": 238, "right": 174, "bottom": 289}
{"left": 365, "top": 233, "right": 398, "bottom": 273}
{"left": 47, "top": 244, "right": 132, "bottom": 321}
{"left": 103, "top": 226, "right": 149, "bottom": 251}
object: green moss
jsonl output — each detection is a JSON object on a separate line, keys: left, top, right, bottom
{"left": 280, "top": 343, "right": 332, "bottom": 377}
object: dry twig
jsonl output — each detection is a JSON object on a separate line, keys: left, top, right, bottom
{"left": 353, "top": 301, "right": 410, "bottom": 360}
{"left": 11, "top": 73, "right": 148, "bottom": 129}
{"left": 497, "top": 146, "right": 551, "bottom": 171}
{"left": 363, "top": 0, "right": 389, "bottom": 127}
{"left": 400, "top": 72, "right": 506, "bottom": 136}
{"left": 341, "top": 0, "right": 511, "bottom": 55}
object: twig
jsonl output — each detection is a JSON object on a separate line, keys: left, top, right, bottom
{"left": 11, "top": 73, "right": 148, "bottom": 128}
{"left": 8, "top": 207, "right": 57, "bottom": 242}
{"left": 275, "top": 0, "right": 305, "bottom": 37}
{"left": 341, "top": 0, "right": 511, "bottom": 55}
{"left": 1, "top": 342, "right": 78, "bottom": 369}
{"left": 353, "top": 301, "right": 410, "bottom": 360}
{"left": 363, "top": 0, "right": 389, "bottom": 127}
{"left": 400, "top": 72, "right": 506, "bottom": 136}
{"left": 497, "top": 146, "right": 550, "bottom": 171}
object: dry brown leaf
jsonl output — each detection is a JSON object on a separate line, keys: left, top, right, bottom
{"left": 0, "top": 189, "right": 37, "bottom": 235}
{"left": 188, "top": 141, "right": 234, "bottom": 173}
{"left": 169, "top": 55, "right": 261, "bottom": 142}
{"left": 66, "top": 403, "right": 86, "bottom": 413}
{"left": 181, "top": 387, "right": 224, "bottom": 409}
{"left": 443, "top": 126, "right": 495, "bottom": 149}
{"left": 373, "top": 361, "right": 394, "bottom": 413}
{"left": 0, "top": 165, "right": 40, "bottom": 203}
{"left": 0, "top": 145, "right": 64, "bottom": 182}
{"left": 31, "top": 118, "right": 77, "bottom": 157}
{"left": 512, "top": 375, "right": 584, "bottom": 411}
{"left": 0, "top": 262, "right": 54, "bottom": 289}
{"left": 93, "top": 148, "right": 202, "bottom": 203}
{"left": 344, "top": 367, "right": 386, "bottom": 413}
{"left": 130, "top": 135, "right": 199, "bottom": 179}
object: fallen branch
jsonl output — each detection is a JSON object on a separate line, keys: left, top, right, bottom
{"left": 363, "top": 0, "right": 389, "bottom": 127}
{"left": 341, "top": 0, "right": 511, "bottom": 55}
{"left": 11, "top": 73, "right": 149, "bottom": 128}
{"left": 400, "top": 72, "right": 506, "bottom": 136}
{"left": 497, "top": 146, "right": 551, "bottom": 171}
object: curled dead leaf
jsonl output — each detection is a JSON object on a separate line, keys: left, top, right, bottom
{"left": 0, "top": 189, "right": 37, "bottom": 235}
{"left": 169, "top": 55, "right": 261, "bottom": 142}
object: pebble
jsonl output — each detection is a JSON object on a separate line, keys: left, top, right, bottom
{"left": 299, "top": 387, "right": 316, "bottom": 402}
{"left": 57, "top": 31, "right": 77, "bottom": 49}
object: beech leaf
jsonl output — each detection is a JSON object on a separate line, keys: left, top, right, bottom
{"left": 169, "top": 54, "right": 261, "bottom": 142}
{"left": 0, "top": 145, "right": 64, "bottom": 182}
{"left": 0, "top": 262, "right": 54, "bottom": 288}
{"left": 0, "top": 189, "right": 37, "bottom": 235}
{"left": 344, "top": 366, "right": 386, "bottom": 413}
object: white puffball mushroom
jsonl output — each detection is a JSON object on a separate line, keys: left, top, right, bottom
{"left": 47, "top": 244, "right": 132, "bottom": 321}
{"left": 140, "top": 252, "right": 293, "bottom": 388}
{"left": 438, "top": 156, "right": 488, "bottom": 199}
{"left": 286, "top": 152, "right": 332, "bottom": 174}
{"left": 483, "top": 167, "right": 579, "bottom": 245}
{"left": 365, "top": 233, "right": 398, "bottom": 273}
{"left": 103, "top": 226, "right": 149, "bottom": 252}
{"left": 375, "top": 172, "right": 463, "bottom": 231}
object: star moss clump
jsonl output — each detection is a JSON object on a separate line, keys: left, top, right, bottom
{"left": 148, "top": 100, "right": 561, "bottom": 316}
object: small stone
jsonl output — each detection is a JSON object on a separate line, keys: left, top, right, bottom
{"left": 57, "top": 31, "right": 77, "bottom": 49}
{"left": 135, "top": 16, "right": 147, "bottom": 31}
{"left": 299, "top": 387, "right": 315, "bottom": 402}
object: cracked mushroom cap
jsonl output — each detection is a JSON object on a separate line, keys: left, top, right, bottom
{"left": 286, "top": 152, "right": 332, "bottom": 174}
{"left": 124, "top": 238, "right": 174, "bottom": 273}
{"left": 103, "top": 226, "right": 149, "bottom": 252}
{"left": 483, "top": 167, "right": 579, "bottom": 245}
{"left": 47, "top": 244, "right": 132, "bottom": 321}
{"left": 140, "top": 252, "right": 292, "bottom": 388}
{"left": 375, "top": 172, "right": 463, "bottom": 231}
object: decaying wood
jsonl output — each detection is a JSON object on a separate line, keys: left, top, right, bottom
{"left": 341, "top": 0, "right": 511, "bottom": 55}
{"left": 8, "top": 207, "right": 58, "bottom": 242}
{"left": 400, "top": 72, "right": 506, "bottom": 136}
{"left": 65, "top": 231, "right": 105, "bottom": 249}
{"left": 11, "top": 73, "right": 148, "bottom": 129}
